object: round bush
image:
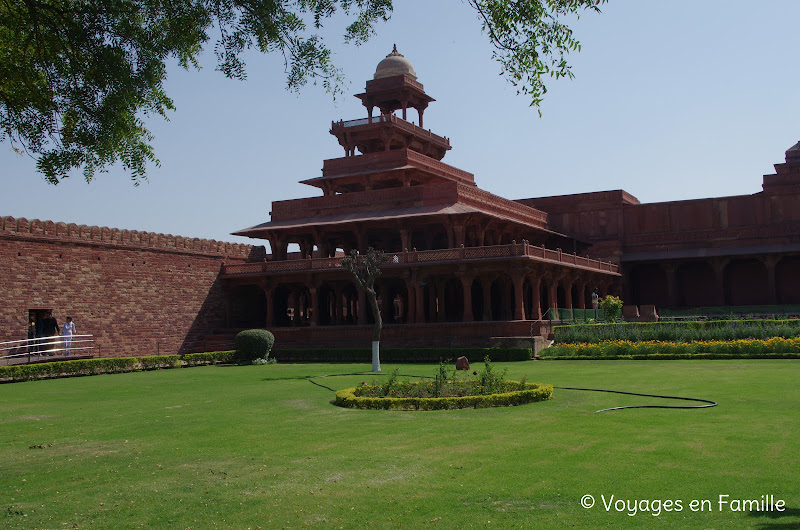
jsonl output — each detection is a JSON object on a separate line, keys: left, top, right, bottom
{"left": 235, "top": 329, "right": 275, "bottom": 362}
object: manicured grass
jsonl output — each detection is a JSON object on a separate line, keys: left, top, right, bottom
{"left": 1, "top": 360, "right": 798, "bottom": 528}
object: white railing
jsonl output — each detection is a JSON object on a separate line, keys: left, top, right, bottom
{"left": 0, "top": 335, "right": 95, "bottom": 365}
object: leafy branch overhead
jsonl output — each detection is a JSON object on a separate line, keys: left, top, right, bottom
{"left": 1, "top": 0, "right": 604, "bottom": 184}
{"left": 467, "top": 0, "right": 607, "bottom": 111}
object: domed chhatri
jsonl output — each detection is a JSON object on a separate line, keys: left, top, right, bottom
{"left": 374, "top": 44, "right": 417, "bottom": 80}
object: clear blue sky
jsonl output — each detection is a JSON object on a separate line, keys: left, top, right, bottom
{"left": 3, "top": 0, "right": 799, "bottom": 247}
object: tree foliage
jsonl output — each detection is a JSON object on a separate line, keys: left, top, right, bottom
{"left": 1, "top": 0, "right": 604, "bottom": 184}
{"left": 467, "top": 0, "right": 607, "bottom": 112}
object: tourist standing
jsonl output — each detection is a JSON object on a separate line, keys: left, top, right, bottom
{"left": 62, "top": 316, "right": 76, "bottom": 356}
{"left": 591, "top": 289, "right": 600, "bottom": 319}
{"left": 41, "top": 311, "right": 59, "bottom": 355}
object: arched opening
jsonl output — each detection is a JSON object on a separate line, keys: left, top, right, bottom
{"left": 776, "top": 256, "right": 800, "bottom": 304}
{"left": 443, "top": 277, "right": 464, "bottom": 322}
{"left": 471, "top": 278, "right": 484, "bottom": 321}
{"left": 318, "top": 284, "right": 336, "bottom": 326}
{"left": 725, "top": 259, "right": 769, "bottom": 306}
{"left": 273, "top": 285, "right": 292, "bottom": 327}
{"left": 380, "top": 278, "right": 409, "bottom": 324}
{"left": 540, "top": 281, "right": 551, "bottom": 317}
{"left": 229, "top": 285, "right": 267, "bottom": 328}
{"left": 677, "top": 262, "right": 716, "bottom": 308}
{"left": 629, "top": 264, "right": 670, "bottom": 308}
{"left": 340, "top": 283, "right": 359, "bottom": 324}
{"left": 431, "top": 227, "right": 449, "bottom": 250}
{"left": 490, "top": 274, "right": 514, "bottom": 321}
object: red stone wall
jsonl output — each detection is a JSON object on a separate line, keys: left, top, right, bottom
{"left": 0, "top": 216, "right": 256, "bottom": 358}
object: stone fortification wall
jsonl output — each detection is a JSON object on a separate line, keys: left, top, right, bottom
{"left": 0, "top": 216, "right": 256, "bottom": 358}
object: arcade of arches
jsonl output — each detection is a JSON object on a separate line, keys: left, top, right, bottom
{"left": 626, "top": 255, "right": 800, "bottom": 309}
{"left": 226, "top": 265, "right": 613, "bottom": 330}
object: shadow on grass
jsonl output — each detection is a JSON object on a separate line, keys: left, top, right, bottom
{"left": 749, "top": 506, "right": 800, "bottom": 529}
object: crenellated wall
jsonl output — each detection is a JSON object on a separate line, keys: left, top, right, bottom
{"left": 0, "top": 216, "right": 258, "bottom": 358}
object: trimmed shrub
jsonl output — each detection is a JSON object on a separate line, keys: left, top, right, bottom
{"left": 138, "top": 355, "right": 182, "bottom": 370}
{"left": 333, "top": 381, "right": 553, "bottom": 410}
{"left": 271, "top": 347, "right": 532, "bottom": 363}
{"left": 0, "top": 357, "right": 140, "bottom": 383}
{"left": 234, "top": 329, "right": 275, "bottom": 363}
{"left": 182, "top": 350, "right": 235, "bottom": 366}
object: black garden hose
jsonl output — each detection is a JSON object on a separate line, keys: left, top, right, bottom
{"left": 308, "top": 373, "right": 718, "bottom": 414}
{"left": 553, "top": 386, "right": 717, "bottom": 414}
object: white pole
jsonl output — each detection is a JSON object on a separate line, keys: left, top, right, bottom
{"left": 371, "top": 341, "right": 381, "bottom": 372}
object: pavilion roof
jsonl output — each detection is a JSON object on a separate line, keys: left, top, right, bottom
{"left": 232, "top": 202, "right": 567, "bottom": 239}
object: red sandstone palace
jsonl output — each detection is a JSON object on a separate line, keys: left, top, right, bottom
{"left": 2, "top": 48, "right": 799, "bottom": 356}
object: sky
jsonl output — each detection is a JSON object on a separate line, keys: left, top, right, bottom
{"left": 2, "top": 0, "right": 799, "bottom": 248}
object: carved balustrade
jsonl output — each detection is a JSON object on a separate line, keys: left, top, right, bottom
{"left": 222, "top": 241, "right": 619, "bottom": 276}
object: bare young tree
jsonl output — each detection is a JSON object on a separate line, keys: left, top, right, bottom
{"left": 341, "top": 247, "right": 387, "bottom": 372}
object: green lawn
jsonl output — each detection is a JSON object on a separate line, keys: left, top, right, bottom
{"left": 1, "top": 360, "right": 798, "bottom": 528}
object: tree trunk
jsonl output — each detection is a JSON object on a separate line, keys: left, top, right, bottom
{"left": 371, "top": 341, "right": 381, "bottom": 372}
{"left": 367, "top": 287, "right": 382, "bottom": 371}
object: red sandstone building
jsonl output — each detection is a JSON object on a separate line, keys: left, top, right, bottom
{"left": 222, "top": 47, "right": 621, "bottom": 348}
{"left": 2, "top": 48, "right": 799, "bottom": 356}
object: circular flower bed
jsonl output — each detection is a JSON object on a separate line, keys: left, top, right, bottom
{"left": 333, "top": 380, "right": 553, "bottom": 410}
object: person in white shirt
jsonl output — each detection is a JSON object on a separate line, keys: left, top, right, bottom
{"left": 62, "top": 316, "right": 76, "bottom": 356}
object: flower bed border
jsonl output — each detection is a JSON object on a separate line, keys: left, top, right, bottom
{"left": 542, "top": 337, "right": 800, "bottom": 360}
{"left": 333, "top": 381, "right": 553, "bottom": 410}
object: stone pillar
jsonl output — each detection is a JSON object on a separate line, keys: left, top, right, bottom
{"left": 476, "top": 225, "right": 487, "bottom": 247}
{"left": 512, "top": 272, "right": 526, "bottom": 321}
{"left": 763, "top": 256, "right": 779, "bottom": 305}
{"left": 577, "top": 282, "right": 587, "bottom": 310}
{"left": 262, "top": 284, "right": 274, "bottom": 327}
{"left": 309, "top": 286, "right": 319, "bottom": 327}
{"left": 459, "top": 274, "right": 474, "bottom": 322}
{"left": 453, "top": 224, "right": 466, "bottom": 248}
{"left": 415, "top": 283, "right": 425, "bottom": 324}
{"left": 564, "top": 280, "right": 574, "bottom": 310}
{"left": 400, "top": 229, "right": 410, "bottom": 252}
{"left": 530, "top": 277, "right": 542, "bottom": 320}
{"left": 406, "top": 279, "right": 416, "bottom": 324}
{"left": 712, "top": 259, "right": 728, "bottom": 306}
{"left": 446, "top": 225, "right": 455, "bottom": 249}
{"left": 270, "top": 235, "right": 288, "bottom": 261}
{"left": 549, "top": 280, "right": 559, "bottom": 320}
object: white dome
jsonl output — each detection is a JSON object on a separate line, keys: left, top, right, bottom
{"left": 374, "top": 45, "right": 417, "bottom": 80}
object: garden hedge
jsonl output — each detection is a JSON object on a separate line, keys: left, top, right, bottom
{"left": 271, "top": 347, "right": 532, "bottom": 363}
{"left": 182, "top": 350, "right": 235, "bottom": 366}
{"left": 333, "top": 381, "right": 553, "bottom": 410}
{"left": 542, "top": 337, "right": 800, "bottom": 359}
{"left": 0, "top": 355, "right": 182, "bottom": 383}
{"left": 553, "top": 319, "right": 800, "bottom": 344}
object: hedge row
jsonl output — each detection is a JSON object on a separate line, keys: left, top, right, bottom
{"left": 543, "top": 337, "right": 800, "bottom": 359}
{"left": 182, "top": 350, "right": 235, "bottom": 366}
{"left": 542, "top": 353, "right": 800, "bottom": 361}
{"left": 272, "top": 347, "right": 532, "bottom": 363}
{"left": 333, "top": 382, "right": 553, "bottom": 410}
{"left": 553, "top": 319, "right": 800, "bottom": 344}
{"left": 0, "top": 353, "right": 234, "bottom": 383}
